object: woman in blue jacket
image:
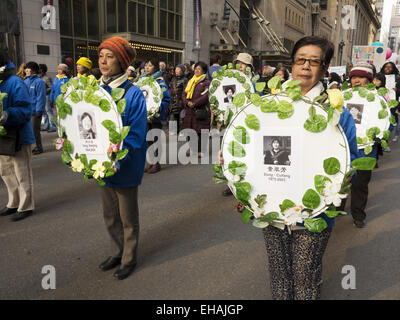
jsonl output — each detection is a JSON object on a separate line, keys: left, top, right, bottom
{"left": 24, "top": 61, "right": 47, "bottom": 155}
{"left": 0, "top": 51, "right": 36, "bottom": 221}
{"left": 50, "top": 63, "right": 70, "bottom": 109}
{"left": 97, "top": 37, "right": 148, "bottom": 280}
{"left": 143, "top": 57, "right": 171, "bottom": 174}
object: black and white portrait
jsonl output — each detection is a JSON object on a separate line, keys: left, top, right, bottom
{"left": 264, "top": 136, "right": 291, "bottom": 166}
{"left": 142, "top": 89, "right": 149, "bottom": 100}
{"left": 347, "top": 103, "right": 364, "bottom": 124}
{"left": 78, "top": 111, "right": 97, "bottom": 140}
{"left": 223, "top": 85, "right": 236, "bottom": 104}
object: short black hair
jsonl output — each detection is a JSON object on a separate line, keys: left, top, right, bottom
{"left": 373, "top": 72, "right": 386, "bottom": 88}
{"left": 291, "top": 36, "right": 334, "bottom": 67}
{"left": 0, "top": 49, "right": 9, "bottom": 67}
{"left": 25, "top": 61, "right": 40, "bottom": 74}
{"left": 329, "top": 72, "right": 342, "bottom": 84}
{"left": 39, "top": 64, "right": 48, "bottom": 74}
{"left": 210, "top": 54, "right": 222, "bottom": 65}
{"left": 194, "top": 61, "right": 208, "bottom": 74}
{"left": 146, "top": 57, "right": 160, "bottom": 73}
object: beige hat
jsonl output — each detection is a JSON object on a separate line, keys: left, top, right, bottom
{"left": 235, "top": 53, "right": 254, "bottom": 69}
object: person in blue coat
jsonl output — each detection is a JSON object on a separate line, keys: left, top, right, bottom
{"left": 143, "top": 57, "right": 171, "bottom": 174}
{"left": 97, "top": 36, "right": 147, "bottom": 280}
{"left": 50, "top": 63, "right": 70, "bottom": 109}
{"left": 24, "top": 61, "right": 47, "bottom": 155}
{"left": 0, "top": 51, "right": 36, "bottom": 221}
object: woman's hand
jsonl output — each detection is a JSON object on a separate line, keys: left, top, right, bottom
{"left": 187, "top": 101, "right": 194, "bottom": 108}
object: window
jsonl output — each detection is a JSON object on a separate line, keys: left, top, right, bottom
{"left": 73, "top": 0, "right": 87, "bottom": 38}
{"left": 118, "top": 0, "right": 127, "bottom": 32}
{"left": 107, "top": 0, "right": 117, "bottom": 33}
{"left": 87, "top": 0, "right": 99, "bottom": 38}
{"left": 127, "top": 0, "right": 155, "bottom": 36}
{"left": 60, "top": 0, "right": 73, "bottom": 36}
{"left": 160, "top": 0, "right": 183, "bottom": 41}
{"left": 128, "top": 2, "right": 137, "bottom": 32}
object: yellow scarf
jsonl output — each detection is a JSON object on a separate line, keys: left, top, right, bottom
{"left": 56, "top": 74, "right": 67, "bottom": 80}
{"left": 185, "top": 74, "right": 205, "bottom": 99}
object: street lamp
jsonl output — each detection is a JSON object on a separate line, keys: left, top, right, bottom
{"left": 338, "top": 40, "right": 345, "bottom": 66}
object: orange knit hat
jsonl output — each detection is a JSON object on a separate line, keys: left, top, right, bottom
{"left": 98, "top": 37, "right": 136, "bottom": 71}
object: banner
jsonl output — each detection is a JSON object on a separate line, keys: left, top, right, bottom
{"left": 352, "top": 45, "right": 387, "bottom": 71}
{"left": 328, "top": 66, "right": 346, "bottom": 77}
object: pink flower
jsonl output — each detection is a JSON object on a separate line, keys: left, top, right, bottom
{"left": 55, "top": 138, "right": 65, "bottom": 150}
{"left": 107, "top": 143, "right": 121, "bottom": 155}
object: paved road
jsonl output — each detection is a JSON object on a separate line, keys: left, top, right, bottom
{"left": 1, "top": 131, "right": 400, "bottom": 300}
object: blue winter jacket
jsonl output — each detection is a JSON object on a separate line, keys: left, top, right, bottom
{"left": 50, "top": 75, "right": 70, "bottom": 102}
{"left": 0, "top": 62, "right": 35, "bottom": 146}
{"left": 154, "top": 77, "right": 171, "bottom": 122}
{"left": 101, "top": 80, "right": 148, "bottom": 188}
{"left": 24, "top": 75, "right": 47, "bottom": 115}
{"left": 297, "top": 106, "right": 359, "bottom": 229}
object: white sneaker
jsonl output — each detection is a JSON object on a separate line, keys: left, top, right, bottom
{"left": 393, "top": 136, "right": 398, "bottom": 142}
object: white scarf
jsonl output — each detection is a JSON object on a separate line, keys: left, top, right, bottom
{"left": 100, "top": 72, "right": 129, "bottom": 89}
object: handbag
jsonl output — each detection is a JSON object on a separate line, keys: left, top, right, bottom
{"left": 0, "top": 126, "right": 21, "bottom": 156}
{"left": 195, "top": 108, "right": 208, "bottom": 121}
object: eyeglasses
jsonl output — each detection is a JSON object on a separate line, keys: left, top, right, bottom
{"left": 294, "top": 57, "right": 323, "bottom": 67}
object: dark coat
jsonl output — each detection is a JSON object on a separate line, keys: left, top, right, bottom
{"left": 182, "top": 77, "right": 211, "bottom": 133}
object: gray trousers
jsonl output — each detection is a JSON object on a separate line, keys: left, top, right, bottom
{"left": 263, "top": 225, "right": 332, "bottom": 300}
{"left": 101, "top": 186, "right": 139, "bottom": 266}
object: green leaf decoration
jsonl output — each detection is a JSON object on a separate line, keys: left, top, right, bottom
{"left": 234, "top": 182, "right": 251, "bottom": 202}
{"left": 228, "top": 161, "right": 247, "bottom": 176}
{"left": 0, "top": 126, "right": 7, "bottom": 136}
{"left": 117, "top": 99, "right": 127, "bottom": 114}
{"left": 343, "top": 91, "right": 353, "bottom": 101}
{"left": 277, "top": 100, "right": 294, "bottom": 119}
{"left": 364, "top": 145, "right": 373, "bottom": 155}
{"left": 267, "top": 76, "right": 281, "bottom": 90}
{"left": 60, "top": 83, "right": 68, "bottom": 94}
{"left": 111, "top": 88, "right": 125, "bottom": 101}
{"left": 286, "top": 80, "right": 302, "bottom": 88}
{"left": 314, "top": 175, "right": 332, "bottom": 195}
{"left": 233, "top": 92, "right": 246, "bottom": 109}
{"left": 390, "top": 115, "right": 397, "bottom": 125}
{"left": 55, "top": 94, "right": 64, "bottom": 108}
{"left": 260, "top": 99, "right": 278, "bottom": 113}
{"left": 233, "top": 126, "right": 250, "bottom": 144}
{"left": 241, "top": 209, "right": 253, "bottom": 224}
{"left": 213, "top": 175, "right": 228, "bottom": 184}
{"left": 383, "top": 130, "right": 391, "bottom": 140}
{"left": 304, "top": 115, "right": 327, "bottom": 133}
{"left": 84, "top": 88, "right": 94, "bottom": 103}
{"left": 95, "top": 178, "right": 106, "bottom": 186}
{"left": 381, "top": 140, "right": 389, "bottom": 149}
{"left": 72, "top": 78, "right": 79, "bottom": 89}
{"left": 245, "top": 114, "right": 260, "bottom": 131}
{"left": 211, "top": 71, "right": 218, "bottom": 78}
{"left": 62, "top": 139, "right": 73, "bottom": 154}
{"left": 255, "top": 82, "right": 266, "bottom": 93}
{"left": 304, "top": 218, "right": 328, "bottom": 233}
{"left": 302, "top": 189, "right": 321, "bottom": 209}
{"left": 80, "top": 76, "right": 89, "bottom": 87}
{"left": 117, "top": 149, "right": 129, "bottom": 160}
{"left": 285, "top": 86, "right": 302, "bottom": 101}
{"left": 90, "top": 94, "right": 101, "bottom": 106}
{"left": 228, "top": 141, "right": 246, "bottom": 157}
{"left": 342, "top": 81, "right": 349, "bottom": 90}
{"left": 213, "top": 164, "right": 223, "bottom": 174}
{"left": 365, "top": 83, "right": 376, "bottom": 90}
{"left": 243, "top": 83, "right": 251, "bottom": 90}
{"left": 351, "top": 157, "right": 376, "bottom": 170}
{"left": 254, "top": 194, "right": 267, "bottom": 208}
{"left": 61, "top": 151, "right": 72, "bottom": 164}
{"left": 259, "top": 212, "right": 279, "bottom": 223}
{"left": 388, "top": 100, "right": 399, "bottom": 108}
{"left": 358, "top": 87, "right": 367, "bottom": 98}
{"left": 63, "top": 103, "right": 72, "bottom": 115}
{"left": 325, "top": 211, "right": 347, "bottom": 218}
{"left": 357, "top": 137, "right": 365, "bottom": 144}
{"left": 80, "top": 154, "right": 88, "bottom": 166}
{"left": 279, "top": 199, "right": 296, "bottom": 212}
{"left": 102, "top": 120, "right": 116, "bottom": 132}
{"left": 99, "top": 99, "right": 111, "bottom": 112}
{"left": 378, "top": 109, "right": 389, "bottom": 119}
{"left": 323, "top": 157, "right": 341, "bottom": 175}
{"left": 109, "top": 129, "right": 122, "bottom": 144}
{"left": 250, "top": 93, "right": 262, "bottom": 106}
{"left": 380, "top": 99, "right": 387, "bottom": 109}
{"left": 120, "top": 126, "right": 130, "bottom": 140}
{"left": 226, "top": 109, "right": 234, "bottom": 125}
{"left": 252, "top": 219, "right": 270, "bottom": 228}
{"left": 70, "top": 90, "right": 82, "bottom": 103}
{"left": 366, "top": 127, "right": 380, "bottom": 140}
{"left": 377, "top": 87, "right": 389, "bottom": 96}
{"left": 366, "top": 93, "right": 375, "bottom": 102}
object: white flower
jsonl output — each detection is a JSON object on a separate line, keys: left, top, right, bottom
{"left": 0, "top": 66, "right": 5, "bottom": 74}
{"left": 283, "top": 205, "right": 310, "bottom": 226}
{"left": 321, "top": 178, "right": 347, "bottom": 207}
{"left": 217, "top": 113, "right": 224, "bottom": 122}
{"left": 71, "top": 158, "right": 84, "bottom": 173}
{"left": 92, "top": 161, "right": 106, "bottom": 179}
{"left": 249, "top": 199, "right": 265, "bottom": 219}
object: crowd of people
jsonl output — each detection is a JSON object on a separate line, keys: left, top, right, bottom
{"left": 0, "top": 34, "right": 399, "bottom": 298}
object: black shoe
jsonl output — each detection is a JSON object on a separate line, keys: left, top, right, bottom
{"left": 222, "top": 188, "right": 233, "bottom": 197}
{"left": 99, "top": 257, "right": 121, "bottom": 271}
{"left": 353, "top": 220, "right": 365, "bottom": 228}
{"left": 11, "top": 210, "right": 33, "bottom": 221}
{"left": 113, "top": 264, "right": 136, "bottom": 280}
{"left": 0, "top": 207, "right": 18, "bottom": 216}
{"left": 32, "top": 149, "right": 43, "bottom": 155}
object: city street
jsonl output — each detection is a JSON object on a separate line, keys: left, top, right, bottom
{"left": 1, "top": 130, "right": 400, "bottom": 300}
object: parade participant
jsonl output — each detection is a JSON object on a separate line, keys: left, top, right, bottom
{"left": 39, "top": 64, "right": 56, "bottom": 132}
{"left": 234, "top": 53, "right": 254, "bottom": 79}
{"left": 328, "top": 72, "right": 342, "bottom": 90}
{"left": 272, "top": 65, "right": 290, "bottom": 83}
{"left": 259, "top": 65, "right": 275, "bottom": 95}
{"left": 339, "top": 62, "right": 377, "bottom": 228}
{"left": 50, "top": 64, "right": 70, "bottom": 113}
{"left": 207, "top": 54, "right": 223, "bottom": 79}
{"left": 219, "top": 36, "right": 357, "bottom": 299}
{"left": 91, "top": 68, "right": 102, "bottom": 82}
{"left": 143, "top": 57, "right": 171, "bottom": 174}
{"left": 16, "top": 63, "right": 26, "bottom": 80}
{"left": 184, "top": 63, "right": 194, "bottom": 80}
{"left": 97, "top": 36, "right": 147, "bottom": 280}
{"left": 24, "top": 62, "right": 47, "bottom": 155}
{"left": 168, "top": 64, "right": 188, "bottom": 135}
{"left": 127, "top": 66, "right": 136, "bottom": 82}
{"left": 0, "top": 50, "right": 36, "bottom": 221}
{"left": 76, "top": 57, "right": 95, "bottom": 81}
{"left": 182, "top": 61, "right": 211, "bottom": 158}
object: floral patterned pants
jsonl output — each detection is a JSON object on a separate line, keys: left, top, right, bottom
{"left": 262, "top": 225, "right": 332, "bottom": 300}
